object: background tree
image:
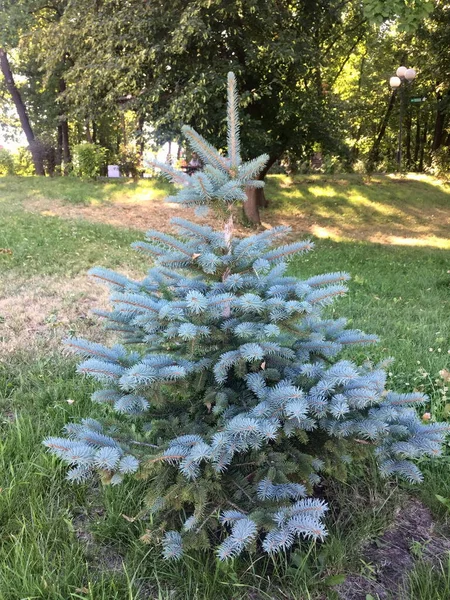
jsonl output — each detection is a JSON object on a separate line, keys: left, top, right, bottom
{"left": 1, "top": 0, "right": 446, "bottom": 188}
{"left": 0, "top": 47, "right": 45, "bottom": 174}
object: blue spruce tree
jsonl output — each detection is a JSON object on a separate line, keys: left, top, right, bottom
{"left": 45, "top": 73, "right": 449, "bottom": 560}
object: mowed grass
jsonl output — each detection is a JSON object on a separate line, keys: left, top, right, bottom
{"left": 0, "top": 174, "right": 450, "bottom": 599}
{"left": 266, "top": 173, "right": 450, "bottom": 249}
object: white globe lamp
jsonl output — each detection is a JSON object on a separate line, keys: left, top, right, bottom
{"left": 396, "top": 66, "right": 407, "bottom": 78}
{"left": 404, "top": 68, "right": 416, "bottom": 81}
{"left": 390, "top": 76, "right": 401, "bottom": 89}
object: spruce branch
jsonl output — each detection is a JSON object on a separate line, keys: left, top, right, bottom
{"left": 45, "top": 71, "right": 449, "bottom": 562}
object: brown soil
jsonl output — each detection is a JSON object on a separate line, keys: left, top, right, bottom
{"left": 0, "top": 273, "right": 110, "bottom": 355}
{"left": 26, "top": 196, "right": 252, "bottom": 236}
{"left": 337, "top": 498, "right": 450, "bottom": 600}
{"left": 25, "top": 194, "right": 450, "bottom": 249}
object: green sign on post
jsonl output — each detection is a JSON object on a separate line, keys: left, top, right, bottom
{"left": 410, "top": 96, "right": 427, "bottom": 104}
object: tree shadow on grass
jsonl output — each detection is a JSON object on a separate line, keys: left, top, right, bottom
{"left": 264, "top": 174, "right": 450, "bottom": 249}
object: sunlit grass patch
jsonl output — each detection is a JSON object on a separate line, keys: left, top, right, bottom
{"left": 0, "top": 173, "right": 450, "bottom": 598}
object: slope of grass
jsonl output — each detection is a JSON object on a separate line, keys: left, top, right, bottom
{"left": 290, "top": 239, "right": 450, "bottom": 407}
{"left": 266, "top": 173, "right": 450, "bottom": 245}
{"left": 0, "top": 174, "right": 450, "bottom": 599}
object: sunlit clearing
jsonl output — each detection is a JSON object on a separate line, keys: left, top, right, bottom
{"left": 311, "top": 225, "right": 450, "bottom": 249}
{"left": 387, "top": 173, "right": 450, "bottom": 191}
{"left": 347, "top": 190, "right": 403, "bottom": 216}
{"left": 307, "top": 185, "right": 338, "bottom": 198}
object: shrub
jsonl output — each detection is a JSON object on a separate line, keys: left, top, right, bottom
{"left": 45, "top": 73, "right": 449, "bottom": 561}
{"left": 118, "top": 146, "right": 142, "bottom": 178}
{"left": 320, "top": 154, "right": 352, "bottom": 174}
{"left": 428, "top": 147, "right": 450, "bottom": 179}
{"left": 13, "top": 147, "right": 35, "bottom": 176}
{"left": 0, "top": 148, "right": 15, "bottom": 175}
{"left": 72, "top": 142, "right": 107, "bottom": 178}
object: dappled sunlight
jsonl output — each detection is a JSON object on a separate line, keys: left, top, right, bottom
{"left": 346, "top": 189, "right": 404, "bottom": 218}
{"left": 306, "top": 185, "right": 338, "bottom": 198}
{"left": 310, "top": 225, "right": 346, "bottom": 241}
{"left": 387, "top": 173, "right": 450, "bottom": 192}
{"left": 368, "top": 234, "right": 450, "bottom": 250}
{"left": 309, "top": 224, "right": 450, "bottom": 249}
{"left": 4, "top": 174, "right": 449, "bottom": 251}
{"left": 262, "top": 173, "right": 450, "bottom": 249}
{"left": 274, "top": 174, "right": 293, "bottom": 188}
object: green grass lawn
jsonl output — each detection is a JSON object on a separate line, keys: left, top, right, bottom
{"left": 1, "top": 174, "right": 450, "bottom": 599}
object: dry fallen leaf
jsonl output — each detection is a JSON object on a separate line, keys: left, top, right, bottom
{"left": 439, "top": 369, "right": 450, "bottom": 382}
{"left": 122, "top": 513, "right": 136, "bottom": 522}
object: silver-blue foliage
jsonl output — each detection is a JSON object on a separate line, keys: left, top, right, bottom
{"left": 45, "top": 72, "right": 449, "bottom": 561}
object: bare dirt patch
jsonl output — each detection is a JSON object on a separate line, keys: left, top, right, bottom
{"left": 0, "top": 273, "right": 110, "bottom": 355}
{"left": 337, "top": 498, "right": 450, "bottom": 600}
{"left": 24, "top": 192, "right": 450, "bottom": 249}
{"left": 25, "top": 195, "right": 246, "bottom": 236}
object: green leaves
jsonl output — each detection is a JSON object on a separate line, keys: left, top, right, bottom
{"left": 363, "top": 0, "right": 434, "bottom": 31}
{"left": 324, "top": 573, "right": 347, "bottom": 586}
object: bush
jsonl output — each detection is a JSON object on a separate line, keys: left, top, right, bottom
{"left": 118, "top": 147, "right": 142, "bottom": 178}
{"left": 45, "top": 73, "right": 449, "bottom": 562}
{"left": 428, "top": 147, "right": 450, "bottom": 179}
{"left": 72, "top": 143, "right": 107, "bottom": 178}
{"left": 320, "top": 154, "right": 352, "bottom": 174}
{"left": 13, "top": 147, "right": 35, "bottom": 176}
{"left": 0, "top": 148, "right": 15, "bottom": 175}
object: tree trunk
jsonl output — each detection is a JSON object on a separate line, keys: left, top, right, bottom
{"left": 0, "top": 47, "right": 45, "bottom": 175}
{"left": 121, "top": 112, "right": 127, "bottom": 148}
{"left": 419, "top": 114, "right": 429, "bottom": 172}
{"left": 58, "top": 79, "right": 71, "bottom": 170}
{"left": 413, "top": 111, "right": 420, "bottom": 170}
{"left": 243, "top": 155, "right": 278, "bottom": 225}
{"left": 61, "top": 119, "right": 71, "bottom": 171}
{"left": 405, "top": 107, "right": 412, "bottom": 170}
{"left": 138, "top": 115, "right": 145, "bottom": 163}
{"left": 243, "top": 187, "right": 263, "bottom": 224}
{"left": 56, "top": 123, "right": 63, "bottom": 167}
{"left": 367, "top": 89, "right": 398, "bottom": 170}
{"left": 432, "top": 92, "right": 447, "bottom": 152}
{"left": 85, "top": 119, "right": 93, "bottom": 143}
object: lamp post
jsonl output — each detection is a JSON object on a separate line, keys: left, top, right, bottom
{"left": 389, "top": 66, "right": 417, "bottom": 171}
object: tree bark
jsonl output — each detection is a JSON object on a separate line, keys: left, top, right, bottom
{"left": 405, "top": 107, "right": 412, "bottom": 170}
{"left": 138, "top": 115, "right": 145, "bottom": 162}
{"left": 58, "top": 79, "right": 71, "bottom": 170}
{"left": 431, "top": 91, "right": 448, "bottom": 152}
{"left": 367, "top": 89, "right": 398, "bottom": 170}
{"left": 243, "top": 187, "right": 263, "bottom": 224}
{"left": 85, "top": 119, "right": 93, "bottom": 143}
{"left": 56, "top": 123, "right": 63, "bottom": 167}
{"left": 419, "top": 114, "right": 429, "bottom": 172}
{"left": 243, "top": 155, "right": 278, "bottom": 225}
{"left": 60, "top": 119, "right": 71, "bottom": 171}
{"left": 413, "top": 111, "right": 420, "bottom": 170}
{"left": 0, "top": 47, "right": 45, "bottom": 175}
